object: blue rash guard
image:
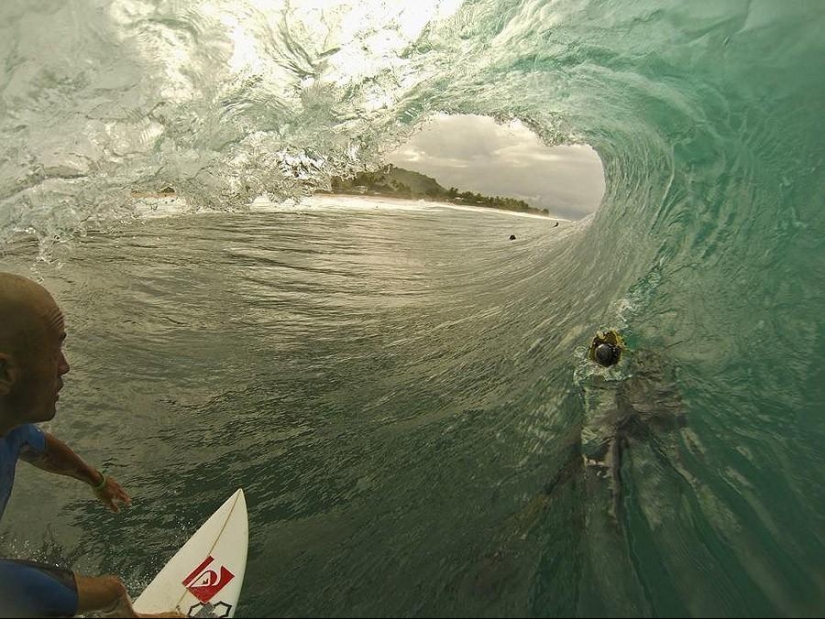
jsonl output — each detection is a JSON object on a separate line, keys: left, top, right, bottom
{"left": 0, "top": 424, "right": 79, "bottom": 618}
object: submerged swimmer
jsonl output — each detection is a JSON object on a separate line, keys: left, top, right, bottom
{"left": 463, "top": 329, "right": 688, "bottom": 608}
{"left": 580, "top": 329, "right": 686, "bottom": 520}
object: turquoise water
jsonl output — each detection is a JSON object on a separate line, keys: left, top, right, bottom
{"left": 1, "top": 1, "right": 825, "bottom": 617}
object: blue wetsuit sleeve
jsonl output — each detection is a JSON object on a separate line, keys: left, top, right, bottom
{"left": 17, "top": 425, "right": 46, "bottom": 460}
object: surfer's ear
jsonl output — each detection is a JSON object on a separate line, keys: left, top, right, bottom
{"left": 0, "top": 353, "right": 18, "bottom": 396}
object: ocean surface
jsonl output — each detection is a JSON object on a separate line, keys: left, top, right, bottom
{"left": 2, "top": 1, "right": 825, "bottom": 617}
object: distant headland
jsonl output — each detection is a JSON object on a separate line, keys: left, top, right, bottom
{"left": 322, "top": 165, "right": 552, "bottom": 217}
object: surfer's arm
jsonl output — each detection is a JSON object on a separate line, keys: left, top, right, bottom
{"left": 21, "top": 432, "right": 132, "bottom": 511}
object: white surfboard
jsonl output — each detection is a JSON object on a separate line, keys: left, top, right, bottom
{"left": 133, "top": 489, "right": 248, "bottom": 618}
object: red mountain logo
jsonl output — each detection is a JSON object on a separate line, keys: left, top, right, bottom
{"left": 182, "top": 556, "right": 235, "bottom": 603}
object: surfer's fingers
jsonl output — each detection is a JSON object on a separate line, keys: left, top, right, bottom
{"left": 104, "top": 479, "right": 132, "bottom": 507}
{"left": 114, "top": 486, "right": 132, "bottom": 506}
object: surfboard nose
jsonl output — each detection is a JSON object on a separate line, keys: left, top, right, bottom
{"left": 134, "top": 489, "right": 249, "bottom": 618}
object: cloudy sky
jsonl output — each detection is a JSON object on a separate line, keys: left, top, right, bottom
{"left": 386, "top": 113, "right": 605, "bottom": 220}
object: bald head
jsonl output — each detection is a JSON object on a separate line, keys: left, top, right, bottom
{"left": 0, "top": 272, "right": 63, "bottom": 355}
{"left": 0, "top": 272, "right": 69, "bottom": 430}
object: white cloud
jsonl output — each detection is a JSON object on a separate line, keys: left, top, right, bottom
{"left": 386, "top": 114, "right": 605, "bottom": 219}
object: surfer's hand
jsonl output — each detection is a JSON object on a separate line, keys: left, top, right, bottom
{"left": 93, "top": 475, "right": 133, "bottom": 512}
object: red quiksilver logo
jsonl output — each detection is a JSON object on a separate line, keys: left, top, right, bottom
{"left": 182, "top": 555, "right": 235, "bottom": 603}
